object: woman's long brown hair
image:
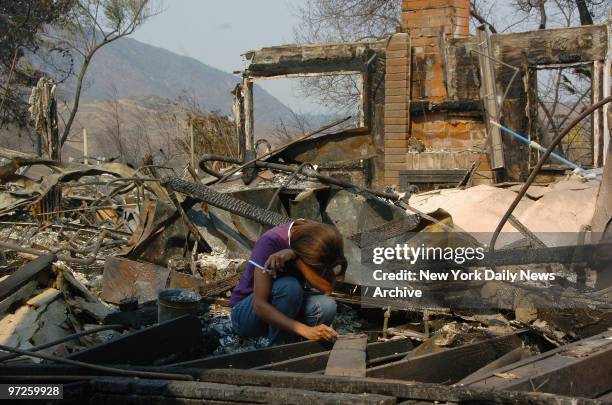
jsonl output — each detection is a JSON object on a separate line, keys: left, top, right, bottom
{"left": 289, "top": 219, "right": 347, "bottom": 281}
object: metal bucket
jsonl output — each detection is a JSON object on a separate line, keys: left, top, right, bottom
{"left": 157, "top": 288, "right": 201, "bottom": 323}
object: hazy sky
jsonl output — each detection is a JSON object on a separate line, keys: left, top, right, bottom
{"left": 131, "top": 0, "right": 317, "bottom": 112}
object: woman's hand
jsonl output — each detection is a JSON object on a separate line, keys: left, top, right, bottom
{"left": 299, "top": 324, "right": 338, "bottom": 342}
{"left": 264, "top": 249, "right": 296, "bottom": 277}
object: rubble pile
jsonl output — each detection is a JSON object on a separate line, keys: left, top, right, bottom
{"left": 0, "top": 143, "right": 611, "bottom": 404}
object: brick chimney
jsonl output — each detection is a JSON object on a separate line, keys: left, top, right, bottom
{"left": 402, "top": 0, "right": 470, "bottom": 101}
{"left": 384, "top": 0, "right": 488, "bottom": 188}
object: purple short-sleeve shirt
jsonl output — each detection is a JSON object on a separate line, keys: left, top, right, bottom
{"left": 229, "top": 222, "right": 295, "bottom": 307}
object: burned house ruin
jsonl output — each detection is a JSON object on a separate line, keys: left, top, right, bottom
{"left": 0, "top": 0, "right": 611, "bottom": 403}
{"left": 235, "top": 0, "right": 611, "bottom": 191}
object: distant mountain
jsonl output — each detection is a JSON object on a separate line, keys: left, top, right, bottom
{"left": 59, "top": 36, "right": 295, "bottom": 125}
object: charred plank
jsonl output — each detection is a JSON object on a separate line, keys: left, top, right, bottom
{"left": 366, "top": 332, "right": 524, "bottom": 383}
{"left": 68, "top": 315, "right": 203, "bottom": 365}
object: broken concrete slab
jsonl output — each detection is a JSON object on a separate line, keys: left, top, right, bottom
{"left": 0, "top": 286, "right": 70, "bottom": 356}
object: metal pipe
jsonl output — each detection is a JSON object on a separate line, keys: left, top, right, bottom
{"left": 490, "top": 96, "right": 612, "bottom": 251}
{"left": 490, "top": 120, "right": 584, "bottom": 173}
{"left": 199, "top": 154, "right": 240, "bottom": 178}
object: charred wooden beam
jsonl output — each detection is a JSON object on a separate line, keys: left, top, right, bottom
{"left": 0, "top": 364, "right": 604, "bottom": 404}
{"left": 244, "top": 41, "right": 385, "bottom": 78}
{"left": 67, "top": 315, "right": 203, "bottom": 365}
{"left": 445, "top": 24, "right": 607, "bottom": 104}
{"left": 458, "top": 346, "right": 533, "bottom": 384}
{"left": 491, "top": 24, "right": 608, "bottom": 66}
{"left": 366, "top": 332, "right": 524, "bottom": 383}
{"left": 256, "top": 338, "right": 412, "bottom": 373}
{"left": 409, "top": 100, "right": 482, "bottom": 114}
{"left": 593, "top": 60, "right": 605, "bottom": 166}
{"left": 325, "top": 334, "right": 367, "bottom": 378}
{"left": 190, "top": 369, "right": 602, "bottom": 405}
{"left": 243, "top": 78, "right": 254, "bottom": 151}
{"left": 467, "top": 330, "right": 612, "bottom": 398}
{"left": 477, "top": 25, "right": 505, "bottom": 169}
{"left": 89, "top": 377, "right": 396, "bottom": 405}
{"left": 0, "top": 255, "right": 56, "bottom": 302}
{"left": 168, "top": 340, "right": 332, "bottom": 370}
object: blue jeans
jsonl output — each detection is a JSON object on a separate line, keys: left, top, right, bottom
{"left": 231, "top": 276, "right": 337, "bottom": 345}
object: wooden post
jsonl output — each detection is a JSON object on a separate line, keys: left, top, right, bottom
{"left": 603, "top": 10, "right": 611, "bottom": 165}
{"left": 232, "top": 83, "right": 246, "bottom": 159}
{"left": 47, "top": 85, "right": 60, "bottom": 161}
{"left": 593, "top": 60, "right": 604, "bottom": 167}
{"left": 360, "top": 71, "right": 367, "bottom": 128}
{"left": 243, "top": 78, "right": 254, "bottom": 152}
{"left": 360, "top": 53, "right": 375, "bottom": 129}
{"left": 190, "top": 120, "right": 196, "bottom": 172}
{"left": 526, "top": 66, "right": 539, "bottom": 169}
{"left": 83, "top": 128, "right": 89, "bottom": 165}
{"left": 31, "top": 78, "right": 61, "bottom": 219}
{"left": 476, "top": 25, "right": 505, "bottom": 170}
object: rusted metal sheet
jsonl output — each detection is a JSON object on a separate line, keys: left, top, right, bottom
{"left": 121, "top": 200, "right": 196, "bottom": 267}
{"left": 273, "top": 128, "right": 376, "bottom": 164}
{"left": 102, "top": 257, "right": 211, "bottom": 305}
{"left": 101, "top": 257, "right": 170, "bottom": 304}
{"left": 325, "top": 189, "right": 408, "bottom": 238}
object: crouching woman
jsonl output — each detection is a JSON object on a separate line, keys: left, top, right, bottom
{"left": 230, "top": 219, "right": 347, "bottom": 345}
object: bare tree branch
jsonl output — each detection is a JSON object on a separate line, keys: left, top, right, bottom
{"left": 470, "top": 2, "right": 498, "bottom": 33}
{"left": 575, "top": 0, "right": 594, "bottom": 24}
{"left": 59, "top": 0, "right": 158, "bottom": 148}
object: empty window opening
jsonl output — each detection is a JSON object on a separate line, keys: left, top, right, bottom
{"left": 253, "top": 74, "right": 363, "bottom": 148}
{"left": 535, "top": 65, "right": 594, "bottom": 169}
